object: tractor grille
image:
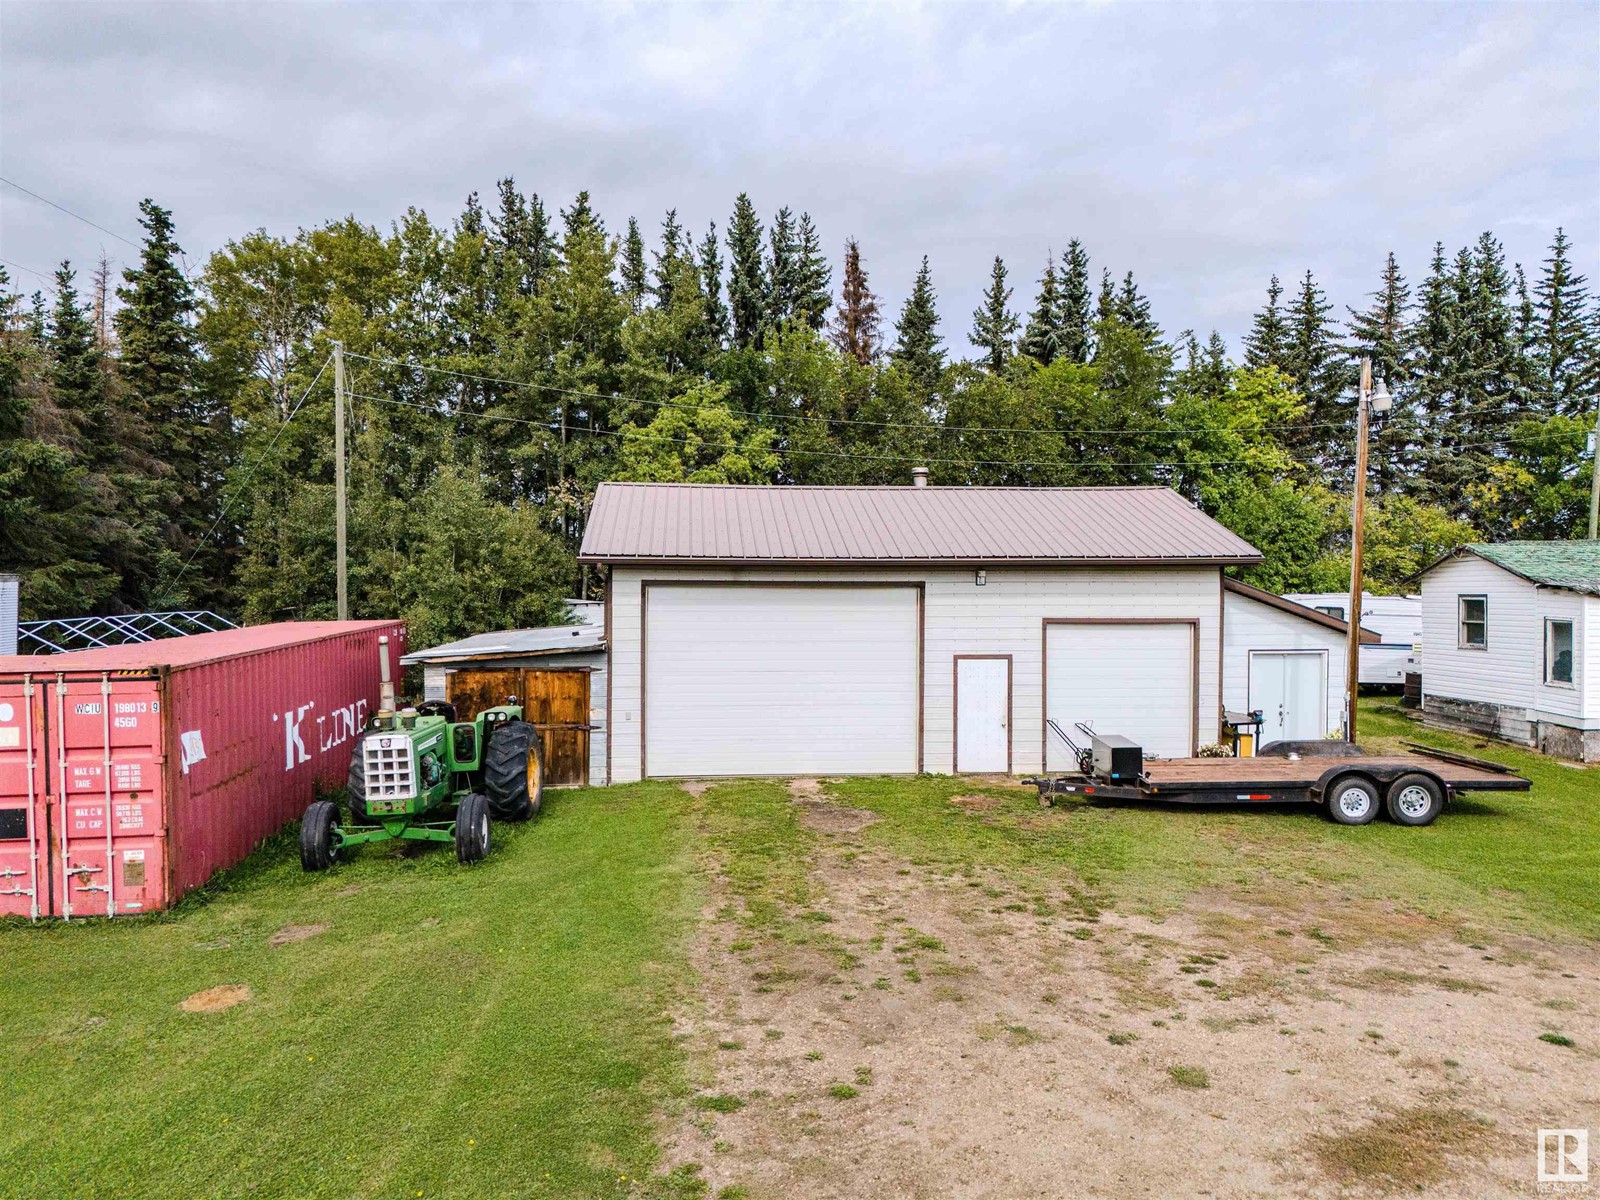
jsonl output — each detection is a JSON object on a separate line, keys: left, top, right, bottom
{"left": 364, "top": 737, "right": 416, "bottom": 800}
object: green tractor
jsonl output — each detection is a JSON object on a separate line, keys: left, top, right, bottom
{"left": 299, "top": 635, "right": 543, "bottom": 871}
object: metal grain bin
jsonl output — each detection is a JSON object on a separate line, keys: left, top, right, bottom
{"left": 0, "top": 621, "right": 406, "bottom": 919}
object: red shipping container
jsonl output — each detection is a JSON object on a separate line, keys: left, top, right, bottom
{"left": 0, "top": 621, "right": 406, "bottom": 918}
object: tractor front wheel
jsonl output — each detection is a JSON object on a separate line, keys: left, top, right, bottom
{"left": 346, "top": 734, "right": 373, "bottom": 823}
{"left": 484, "top": 720, "right": 543, "bottom": 821}
{"left": 300, "top": 800, "right": 341, "bottom": 871}
{"left": 455, "top": 792, "right": 492, "bottom": 864}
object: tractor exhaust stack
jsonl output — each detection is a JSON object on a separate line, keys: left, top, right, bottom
{"left": 378, "top": 635, "right": 396, "bottom": 716}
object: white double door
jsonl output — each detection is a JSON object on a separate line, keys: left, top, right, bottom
{"left": 1250, "top": 651, "right": 1327, "bottom": 745}
{"left": 955, "top": 657, "right": 1010, "bottom": 772}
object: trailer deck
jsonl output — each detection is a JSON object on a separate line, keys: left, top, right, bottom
{"left": 1028, "top": 742, "right": 1530, "bottom": 825}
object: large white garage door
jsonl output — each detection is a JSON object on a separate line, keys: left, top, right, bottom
{"left": 644, "top": 586, "right": 920, "bottom": 777}
{"left": 1045, "top": 622, "right": 1195, "bottom": 768}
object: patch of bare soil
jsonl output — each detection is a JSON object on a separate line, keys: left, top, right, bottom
{"left": 179, "top": 984, "right": 252, "bottom": 1013}
{"left": 787, "top": 777, "right": 880, "bottom": 835}
{"left": 268, "top": 922, "right": 329, "bottom": 946}
{"left": 666, "top": 797, "right": 1600, "bottom": 1199}
{"left": 679, "top": 780, "right": 718, "bottom": 798}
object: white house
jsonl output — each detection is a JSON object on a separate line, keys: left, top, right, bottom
{"left": 1222, "top": 580, "right": 1376, "bottom": 745}
{"left": 1284, "top": 591, "right": 1421, "bottom": 686}
{"left": 575, "top": 480, "right": 1372, "bottom": 783}
{"left": 1418, "top": 541, "right": 1600, "bottom": 762}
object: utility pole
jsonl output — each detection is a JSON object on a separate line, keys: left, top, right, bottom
{"left": 333, "top": 341, "right": 349, "bottom": 621}
{"left": 1588, "top": 402, "right": 1600, "bottom": 538}
{"left": 1345, "top": 356, "right": 1374, "bottom": 741}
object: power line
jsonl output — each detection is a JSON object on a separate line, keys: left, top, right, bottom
{"left": 348, "top": 388, "right": 1518, "bottom": 472}
{"left": 0, "top": 256, "right": 57, "bottom": 286}
{"left": 0, "top": 176, "right": 141, "bottom": 249}
{"left": 340, "top": 348, "right": 1368, "bottom": 441}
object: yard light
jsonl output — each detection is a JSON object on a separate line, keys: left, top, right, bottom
{"left": 1369, "top": 376, "right": 1392, "bottom": 420}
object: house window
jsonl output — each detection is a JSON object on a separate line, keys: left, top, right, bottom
{"left": 1458, "top": 596, "right": 1487, "bottom": 648}
{"left": 1546, "top": 619, "right": 1574, "bottom": 685}
{"left": 1315, "top": 605, "right": 1345, "bottom": 621}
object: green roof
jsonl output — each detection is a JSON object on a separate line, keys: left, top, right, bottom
{"left": 1459, "top": 541, "right": 1600, "bottom": 597}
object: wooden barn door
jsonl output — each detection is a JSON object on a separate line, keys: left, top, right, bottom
{"left": 448, "top": 668, "right": 590, "bottom": 788}
{"left": 520, "top": 670, "right": 590, "bottom": 787}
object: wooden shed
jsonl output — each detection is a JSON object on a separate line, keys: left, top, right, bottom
{"left": 400, "top": 602, "right": 605, "bottom": 787}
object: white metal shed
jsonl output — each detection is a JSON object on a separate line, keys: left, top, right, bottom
{"left": 580, "top": 481, "right": 1271, "bottom": 782}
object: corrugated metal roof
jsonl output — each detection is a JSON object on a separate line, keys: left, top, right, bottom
{"left": 579, "top": 483, "right": 1261, "bottom": 565}
{"left": 0, "top": 621, "right": 401, "bottom": 673}
{"left": 401, "top": 625, "right": 605, "bottom": 664}
{"left": 1224, "top": 579, "right": 1381, "bottom": 643}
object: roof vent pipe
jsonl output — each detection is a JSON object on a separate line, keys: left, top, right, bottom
{"left": 911, "top": 466, "right": 929, "bottom": 488}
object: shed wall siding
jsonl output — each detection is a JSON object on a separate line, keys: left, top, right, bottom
{"left": 1221, "top": 591, "right": 1346, "bottom": 736}
{"left": 606, "top": 564, "right": 1223, "bottom": 783}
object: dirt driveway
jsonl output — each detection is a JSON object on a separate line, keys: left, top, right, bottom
{"left": 666, "top": 781, "right": 1600, "bottom": 1199}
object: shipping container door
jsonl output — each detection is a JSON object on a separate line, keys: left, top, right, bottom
{"left": 48, "top": 676, "right": 168, "bottom": 918}
{"left": 0, "top": 677, "right": 50, "bottom": 919}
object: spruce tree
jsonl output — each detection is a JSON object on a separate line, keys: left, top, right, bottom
{"left": 50, "top": 262, "right": 111, "bottom": 464}
{"left": 970, "top": 256, "right": 1019, "bottom": 373}
{"left": 725, "top": 193, "right": 766, "bottom": 349}
{"left": 653, "top": 209, "right": 685, "bottom": 307}
{"left": 1532, "top": 227, "right": 1596, "bottom": 416}
{"left": 1095, "top": 269, "right": 1116, "bottom": 325}
{"left": 1412, "top": 242, "right": 1456, "bottom": 499}
{"left": 491, "top": 177, "right": 553, "bottom": 299}
{"left": 792, "top": 213, "right": 832, "bottom": 331}
{"left": 1019, "top": 254, "right": 1061, "bottom": 365}
{"left": 1347, "top": 252, "right": 1417, "bottom": 496}
{"left": 698, "top": 222, "right": 730, "bottom": 349}
{"left": 620, "top": 217, "right": 649, "bottom": 311}
{"left": 828, "top": 238, "right": 881, "bottom": 366}
{"left": 1243, "top": 275, "right": 1290, "bottom": 372}
{"left": 1058, "top": 240, "right": 1092, "bottom": 363}
{"left": 1284, "top": 269, "right": 1353, "bottom": 469}
{"left": 115, "top": 198, "right": 220, "bottom": 602}
{"left": 891, "top": 255, "right": 945, "bottom": 392}
{"left": 766, "top": 206, "right": 798, "bottom": 327}
{"left": 1346, "top": 252, "right": 1412, "bottom": 388}
{"left": 1114, "top": 271, "right": 1160, "bottom": 343}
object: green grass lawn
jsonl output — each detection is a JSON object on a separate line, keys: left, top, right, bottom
{"left": 0, "top": 782, "right": 706, "bottom": 1200}
{"left": 1, "top": 701, "right": 1593, "bottom": 1199}
{"left": 829, "top": 700, "right": 1600, "bottom": 940}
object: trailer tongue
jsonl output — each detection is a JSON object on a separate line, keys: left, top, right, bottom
{"left": 1027, "top": 726, "right": 1530, "bottom": 826}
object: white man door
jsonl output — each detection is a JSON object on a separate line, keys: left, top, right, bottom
{"left": 1249, "top": 651, "right": 1327, "bottom": 745}
{"left": 955, "top": 656, "right": 1010, "bottom": 773}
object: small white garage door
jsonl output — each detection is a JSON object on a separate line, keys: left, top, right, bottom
{"left": 644, "top": 585, "right": 920, "bottom": 777}
{"left": 1045, "top": 622, "right": 1195, "bottom": 767}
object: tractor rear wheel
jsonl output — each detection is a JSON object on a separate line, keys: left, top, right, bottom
{"left": 455, "top": 792, "right": 491, "bottom": 863}
{"left": 484, "top": 720, "right": 543, "bottom": 821}
{"left": 346, "top": 734, "right": 373, "bottom": 823}
{"left": 300, "top": 800, "right": 340, "bottom": 871}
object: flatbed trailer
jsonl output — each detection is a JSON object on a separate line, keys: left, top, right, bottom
{"left": 1027, "top": 742, "right": 1530, "bottom": 827}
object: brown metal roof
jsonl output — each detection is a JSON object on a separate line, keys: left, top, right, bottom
{"left": 579, "top": 483, "right": 1262, "bottom": 566}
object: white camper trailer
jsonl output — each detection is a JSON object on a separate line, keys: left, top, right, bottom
{"left": 1284, "top": 592, "right": 1421, "bottom": 687}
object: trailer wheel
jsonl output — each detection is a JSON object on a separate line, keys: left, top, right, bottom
{"left": 455, "top": 792, "right": 491, "bottom": 863}
{"left": 346, "top": 734, "right": 373, "bottom": 823}
{"left": 1325, "top": 775, "right": 1380, "bottom": 826}
{"left": 1386, "top": 773, "right": 1444, "bottom": 826}
{"left": 484, "top": 720, "right": 543, "bottom": 821}
{"left": 300, "top": 801, "right": 341, "bottom": 871}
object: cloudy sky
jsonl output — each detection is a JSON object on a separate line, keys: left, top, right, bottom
{"left": 2, "top": 1, "right": 1596, "bottom": 354}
